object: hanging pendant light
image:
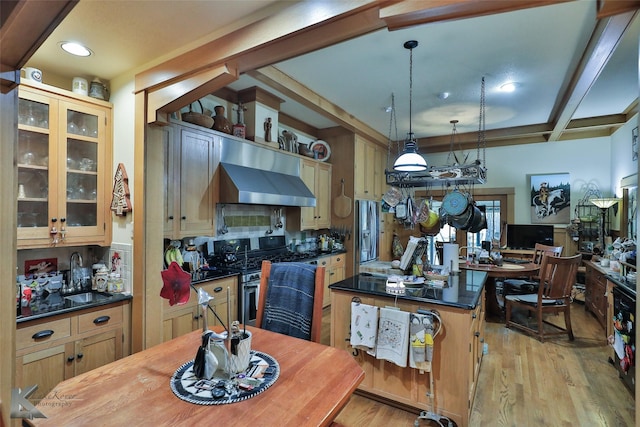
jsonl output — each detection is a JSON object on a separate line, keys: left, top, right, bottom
{"left": 393, "top": 40, "right": 427, "bottom": 172}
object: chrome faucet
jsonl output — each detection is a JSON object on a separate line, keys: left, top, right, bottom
{"left": 69, "top": 252, "right": 83, "bottom": 292}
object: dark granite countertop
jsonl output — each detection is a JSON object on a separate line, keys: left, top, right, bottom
{"left": 18, "top": 270, "right": 240, "bottom": 324}
{"left": 329, "top": 270, "right": 487, "bottom": 310}
{"left": 17, "top": 292, "right": 132, "bottom": 324}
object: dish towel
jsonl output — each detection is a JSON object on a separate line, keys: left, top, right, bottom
{"left": 375, "top": 307, "right": 410, "bottom": 367}
{"left": 350, "top": 302, "right": 378, "bottom": 353}
{"left": 409, "top": 313, "right": 434, "bottom": 372}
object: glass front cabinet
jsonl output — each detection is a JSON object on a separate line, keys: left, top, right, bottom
{"left": 17, "top": 83, "right": 112, "bottom": 248}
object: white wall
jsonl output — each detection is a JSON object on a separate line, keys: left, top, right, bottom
{"left": 109, "top": 76, "right": 136, "bottom": 245}
{"left": 610, "top": 113, "right": 639, "bottom": 197}
{"left": 427, "top": 135, "right": 612, "bottom": 224}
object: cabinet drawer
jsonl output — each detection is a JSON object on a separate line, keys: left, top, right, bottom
{"left": 331, "top": 254, "right": 345, "bottom": 267}
{"left": 78, "top": 306, "right": 123, "bottom": 334}
{"left": 17, "top": 318, "right": 71, "bottom": 350}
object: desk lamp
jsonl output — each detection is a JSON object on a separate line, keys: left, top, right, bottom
{"left": 590, "top": 198, "right": 620, "bottom": 251}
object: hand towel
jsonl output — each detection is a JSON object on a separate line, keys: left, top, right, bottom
{"left": 350, "top": 302, "right": 378, "bottom": 351}
{"left": 375, "top": 307, "right": 410, "bottom": 367}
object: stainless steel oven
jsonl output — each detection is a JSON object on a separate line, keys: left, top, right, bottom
{"left": 240, "top": 270, "right": 261, "bottom": 326}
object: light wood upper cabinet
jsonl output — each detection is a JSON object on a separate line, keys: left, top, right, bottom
{"left": 164, "top": 123, "right": 218, "bottom": 239}
{"left": 17, "top": 84, "right": 112, "bottom": 248}
{"left": 354, "top": 136, "right": 386, "bottom": 200}
{"left": 299, "top": 158, "right": 332, "bottom": 230}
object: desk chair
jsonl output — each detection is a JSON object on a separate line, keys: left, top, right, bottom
{"left": 256, "top": 260, "right": 325, "bottom": 343}
{"left": 505, "top": 253, "right": 581, "bottom": 341}
{"left": 503, "top": 243, "right": 563, "bottom": 296}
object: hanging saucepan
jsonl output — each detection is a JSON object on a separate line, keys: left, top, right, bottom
{"left": 442, "top": 190, "right": 470, "bottom": 217}
{"left": 419, "top": 210, "right": 441, "bottom": 236}
{"left": 450, "top": 204, "right": 475, "bottom": 230}
{"left": 467, "top": 204, "right": 488, "bottom": 233}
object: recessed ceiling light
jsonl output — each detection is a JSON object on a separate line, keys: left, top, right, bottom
{"left": 500, "top": 82, "right": 520, "bottom": 92}
{"left": 438, "top": 92, "right": 450, "bottom": 100}
{"left": 59, "top": 41, "right": 92, "bottom": 57}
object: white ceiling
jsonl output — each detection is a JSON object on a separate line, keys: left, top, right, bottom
{"left": 26, "top": 1, "right": 640, "bottom": 147}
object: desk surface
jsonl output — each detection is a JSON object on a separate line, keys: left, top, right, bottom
{"left": 28, "top": 327, "right": 364, "bottom": 427}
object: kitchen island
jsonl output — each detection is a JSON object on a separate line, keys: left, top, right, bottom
{"left": 329, "top": 270, "right": 487, "bottom": 427}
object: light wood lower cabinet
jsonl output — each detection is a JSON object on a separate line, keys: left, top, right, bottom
{"left": 585, "top": 262, "right": 607, "bottom": 331}
{"left": 330, "top": 289, "right": 485, "bottom": 427}
{"left": 15, "top": 301, "right": 129, "bottom": 400}
{"left": 162, "top": 276, "right": 237, "bottom": 342}
{"left": 318, "top": 254, "right": 346, "bottom": 307}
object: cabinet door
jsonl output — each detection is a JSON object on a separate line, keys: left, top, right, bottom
{"left": 178, "top": 128, "right": 216, "bottom": 236}
{"left": 16, "top": 343, "right": 73, "bottom": 400}
{"left": 300, "top": 159, "right": 317, "bottom": 229}
{"left": 354, "top": 137, "right": 366, "bottom": 199}
{"left": 60, "top": 100, "right": 109, "bottom": 243}
{"left": 17, "top": 92, "right": 58, "bottom": 243}
{"left": 74, "top": 329, "right": 122, "bottom": 376}
{"left": 315, "top": 162, "right": 332, "bottom": 229}
{"left": 163, "top": 126, "right": 178, "bottom": 237}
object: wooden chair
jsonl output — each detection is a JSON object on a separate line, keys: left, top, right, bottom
{"left": 256, "top": 260, "right": 325, "bottom": 343}
{"left": 505, "top": 253, "right": 582, "bottom": 341}
{"left": 503, "top": 243, "right": 564, "bottom": 296}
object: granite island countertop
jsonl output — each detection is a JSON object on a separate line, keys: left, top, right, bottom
{"left": 330, "top": 269, "right": 487, "bottom": 310}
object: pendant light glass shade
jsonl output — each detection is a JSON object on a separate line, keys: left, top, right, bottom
{"left": 393, "top": 134, "right": 427, "bottom": 171}
{"left": 393, "top": 40, "right": 427, "bottom": 172}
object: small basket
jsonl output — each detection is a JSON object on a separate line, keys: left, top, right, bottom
{"left": 182, "top": 100, "right": 214, "bottom": 128}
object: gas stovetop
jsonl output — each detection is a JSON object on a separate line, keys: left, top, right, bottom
{"left": 210, "top": 248, "right": 319, "bottom": 273}
{"left": 209, "top": 235, "right": 319, "bottom": 274}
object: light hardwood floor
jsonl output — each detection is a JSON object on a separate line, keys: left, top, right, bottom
{"left": 322, "top": 302, "right": 636, "bottom": 427}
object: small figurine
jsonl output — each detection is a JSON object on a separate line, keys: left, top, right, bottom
{"left": 264, "top": 117, "right": 272, "bottom": 142}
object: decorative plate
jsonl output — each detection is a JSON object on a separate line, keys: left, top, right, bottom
{"left": 170, "top": 350, "right": 280, "bottom": 405}
{"left": 309, "top": 140, "right": 331, "bottom": 162}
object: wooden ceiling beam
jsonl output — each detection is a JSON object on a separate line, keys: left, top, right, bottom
{"left": 379, "top": 0, "right": 570, "bottom": 30}
{"left": 597, "top": 0, "right": 640, "bottom": 18}
{"left": 0, "top": 0, "right": 77, "bottom": 83}
{"left": 547, "top": 10, "right": 637, "bottom": 141}
{"left": 135, "top": 1, "right": 383, "bottom": 94}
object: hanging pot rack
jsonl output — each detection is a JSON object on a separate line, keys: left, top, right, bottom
{"left": 385, "top": 77, "right": 487, "bottom": 188}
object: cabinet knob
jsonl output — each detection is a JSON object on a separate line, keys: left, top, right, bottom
{"left": 214, "top": 286, "right": 223, "bottom": 293}
{"left": 77, "top": 353, "right": 84, "bottom": 360}
{"left": 168, "top": 215, "right": 174, "bottom": 220}
{"left": 181, "top": 216, "right": 186, "bottom": 220}
{"left": 67, "top": 355, "right": 75, "bottom": 362}
{"left": 472, "top": 313, "right": 477, "bottom": 319}
{"left": 474, "top": 332, "right": 480, "bottom": 337}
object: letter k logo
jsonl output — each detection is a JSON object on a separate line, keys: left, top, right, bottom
{"left": 11, "top": 385, "right": 46, "bottom": 419}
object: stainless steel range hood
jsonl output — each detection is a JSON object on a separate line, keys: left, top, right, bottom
{"left": 219, "top": 137, "right": 316, "bottom": 207}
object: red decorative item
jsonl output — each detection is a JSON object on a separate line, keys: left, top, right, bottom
{"left": 160, "top": 261, "right": 192, "bottom": 306}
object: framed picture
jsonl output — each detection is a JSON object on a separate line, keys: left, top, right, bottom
{"left": 632, "top": 126, "right": 638, "bottom": 161}
{"left": 529, "top": 173, "right": 571, "bottom": 224}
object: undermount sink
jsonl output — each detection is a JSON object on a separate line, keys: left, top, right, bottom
{"left": 65, "top": 292, "right": 111, "bottom": 304}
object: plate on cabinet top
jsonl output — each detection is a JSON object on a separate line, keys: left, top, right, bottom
{"left": 309, "top": 140, "right": 331, "bottom": 162}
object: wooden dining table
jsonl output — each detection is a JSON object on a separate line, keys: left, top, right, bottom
{"left": 26, "top": 326, "right": 364, "bottom": 427}
{"left": 460, "top": 262, "right": 540, "bottom": 320}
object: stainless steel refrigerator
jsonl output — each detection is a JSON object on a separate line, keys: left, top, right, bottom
{"left": 356, "top": 200, "right": 379, "bottom": 266}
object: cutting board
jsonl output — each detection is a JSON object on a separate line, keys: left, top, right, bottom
{"left": 333, "top": 179, "right": 352, "bottom": 218}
